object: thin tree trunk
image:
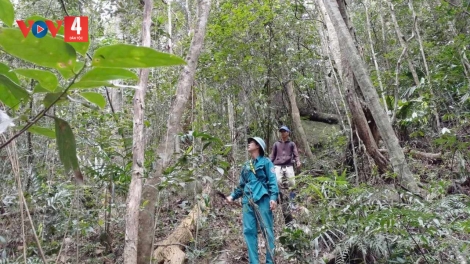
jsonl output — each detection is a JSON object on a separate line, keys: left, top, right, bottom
{"left": 286, "top": 81, "right": 315, "bottom": 163}
{"left": 323, "top": 0, "right": 422, "bottom": 194}
{"left": 123, "top": 0, "right": 153, "bottom": 262}
{"left": 168, "top": 0, "right": 173, "bottom": 53}
{"left": 386, "top": 0, "right": 420, "bottom": 86}
{"left": 137, "top": 1, "right": 212, "bottom": 262}
{"left": 227, "top": 96, "right": 237, "bottom": 188}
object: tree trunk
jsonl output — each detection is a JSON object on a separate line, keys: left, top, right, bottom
{"left": 323, "top": 0, "right": 422, "bottom": 194}
{"left": 318, "top": 0, "right": 388, "bottom": 174}
{"left": 152, "top": 186, "right": 211, "bottom": 263}
{"left": 123, "top": 0, "right": 153, "bottom": 262}
{"left": 137, "top": 1, "right": 212, "bottom": 262}
{"left": 168, "top": 0, "right": 173, "bottom": 53}
{"left": 286, "top": 81, "right": 315, "bottom": 163}
{"left": 346, "top": 89, "right": 388, "bottom": 173}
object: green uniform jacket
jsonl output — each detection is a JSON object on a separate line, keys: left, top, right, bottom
{"left": 230, "top": 155, "right": 279, "bottom": 204}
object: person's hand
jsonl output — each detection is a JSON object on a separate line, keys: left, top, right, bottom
{"left": 270, "top": 200, "right": 277, "bottom": 210}
{"left": 226, "top": 195, "right": 233, "bottom": 203}
{"left": 296, "top": 160, "right": 301, "bottom": 168}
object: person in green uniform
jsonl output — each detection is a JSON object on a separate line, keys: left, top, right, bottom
{"left": 226, "top": 137, "right": 279, "bottom": 264}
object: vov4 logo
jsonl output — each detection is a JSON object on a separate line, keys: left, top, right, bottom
{"left": 16, "top": 16, "right": 89, "bottom": 43}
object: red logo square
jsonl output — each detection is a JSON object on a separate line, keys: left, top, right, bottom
{"left": 64, "top": 16, "right": 88, "bottom": 42}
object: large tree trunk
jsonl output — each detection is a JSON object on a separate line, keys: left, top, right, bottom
{"left": 152, "top": 186, "right": 211, "bottom": 263}
{"left": 323, "top": 0, "right": 422, "bottom": 194}
{"left": 286, "top": 81, "right": 315, "bottom": 163}
{"left": 137, "top": 1, "right": 212, "bottom": 262}
{"left": 317, "top": 0, "right": 388, "bottom": 174}
{"left": 346, "top": 89, "right": 388, "bottom": 173}
{"left": 123, "top": 0, "right": 153, "bottom": 263}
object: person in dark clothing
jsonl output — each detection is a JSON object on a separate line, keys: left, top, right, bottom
{"left": 269, "top": 125, "right": 301, "bottom": 224}
{"left": 269, "top": 125, "right": 301, "bottom": 188}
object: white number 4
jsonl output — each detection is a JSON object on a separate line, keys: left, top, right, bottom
{"left": 71, "top": 17, "right": 82, "bottom": 35}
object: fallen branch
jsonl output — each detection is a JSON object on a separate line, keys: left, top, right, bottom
{"left": 152, "top": 185, "right": 211, "bottom": 264}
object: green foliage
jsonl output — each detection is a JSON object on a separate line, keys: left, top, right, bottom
{"left": 12, "top": 69, "right": 58, "bottom": 91}
{"left": 0, "top": 74, "right": 29, "bottom": 109}
{"left": 91, "top": 44, "right": 186, "bottom": 68}
{"left": 79, "top": 67, "right": 138, "bottom": 82}
{"left": 280, "top": 169, "right": 470, "bottom": 263}
{"left": 0, "top": 28, "right": 77, "bottom": 78}
{"left": 0, "top": 0, "right": 14, "bottom": 27}
{"left": 54, "top": 117, "right": 83, "bottom": 182}
{"left": 28, "top": 125, "right": 55, "bottom": 138}
{"left": 79, "top": 92, "right": 106, "bottom": 109}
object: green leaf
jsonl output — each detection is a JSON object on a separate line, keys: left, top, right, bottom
{"left": 54, "top": 117, "right": 83, "bottom": 183}
{"left": 0, "top": 0, "right": 14, "bottom": 27}
{"left": 80, "top": 92, "right": 106, "bottom": 109}
{"left": 0, "top": 28, "right": 77, "bottom": 78}
{"left": 12, "top": 69, "right": 58, "bottom": 91}
{"left": 43, "top": 92, "right": 67, "bottom": 108}
{"left": 92, "top": 44, "right": 186, "bottom": 68}
{"left": 23, "top": 15, "right": 90, "bottom": 56}
{"left": 0, "top": 62, "right": 19, "bottom": 84}
{"left": 0, "top": 74, "right": 29, "bottom": 109}
{"left": 80, "top": 68, "right": 138, "bottom": 82}
{"left": 28, "top": 125, "right": 55, "bottom": 138}
{"left": 33, "top": 84, "right": 61, "bottom": 93}
{"left": 70, "top": 81, "right": 113, "bottom": 90}
{"left": 74, "top": 61, "right": 85, "bottom": 73}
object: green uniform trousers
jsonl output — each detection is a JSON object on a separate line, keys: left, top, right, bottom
{"left": 242, "top": 194, "right": 275, "bottom": 264}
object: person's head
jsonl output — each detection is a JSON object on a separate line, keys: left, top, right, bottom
{"left": 247, "top": 137, "right": 266, "bottom": 158}
{"left": 278, "top": 125, "right": 290, "bottom": 140}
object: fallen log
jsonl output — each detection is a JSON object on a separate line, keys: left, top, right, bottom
{"left": 299, "top": 108, "right": 340, "bottom": 124}
{"left": 379, "top": 148, "right": 443, "bottom": 162}
{"left": 152, "top": 185, "right": 211, "bottom": 264}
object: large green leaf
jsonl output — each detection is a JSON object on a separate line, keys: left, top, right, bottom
{"left": 24, "top": 15, "right": 90, "bottom": 56}
{"left": 54, "top": 117, "right": 83, "bottom": 183}
{"left": 0, "top": 0, "right": 14, "bottom": 27}
{"left": 0, "top": 62, "right": 19, "bottom": 84}
{"left": 80, "top": 92, "right": 106, "bottom": 109}
{"left": 0, "top": 28, "right": 77, "bottom": 78}
{"left": 92, "top": 44, "right": 186, "bottom": 68}
{"left": 0, "top": 74, "right": 30, "bottom": 109}
{"left": 13, "top": 69, "right": 58, "bottom": 91}
{"left": 33, "top": 84, "right": 61, "bottom": 93}
{"left": 43, "top": 92, "right": 67, "bottom": 108}
{"left": 28, "top": 125, "right": 55, "bottom": 138}
{"left": 80, "top": 68, "right": 138, "bottom": 82}
{"left": 70, "top": 81, "right": 113, "bottom": 90}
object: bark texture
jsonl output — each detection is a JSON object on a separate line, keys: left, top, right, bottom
{"left": 323, "top": 0, "right": 421, "bottom": 194}
{"left": 137, "top": 1, "right": 212, "bottom": 262}
{"left": 123, "top": 0, "right": 153, "bottom": 263}
{"left": 286, "top": 81, "right": 315, "bottom": 163}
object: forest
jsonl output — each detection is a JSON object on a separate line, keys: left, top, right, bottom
{"left": 0, "top": 0, "right": 470, "bottom": 263}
